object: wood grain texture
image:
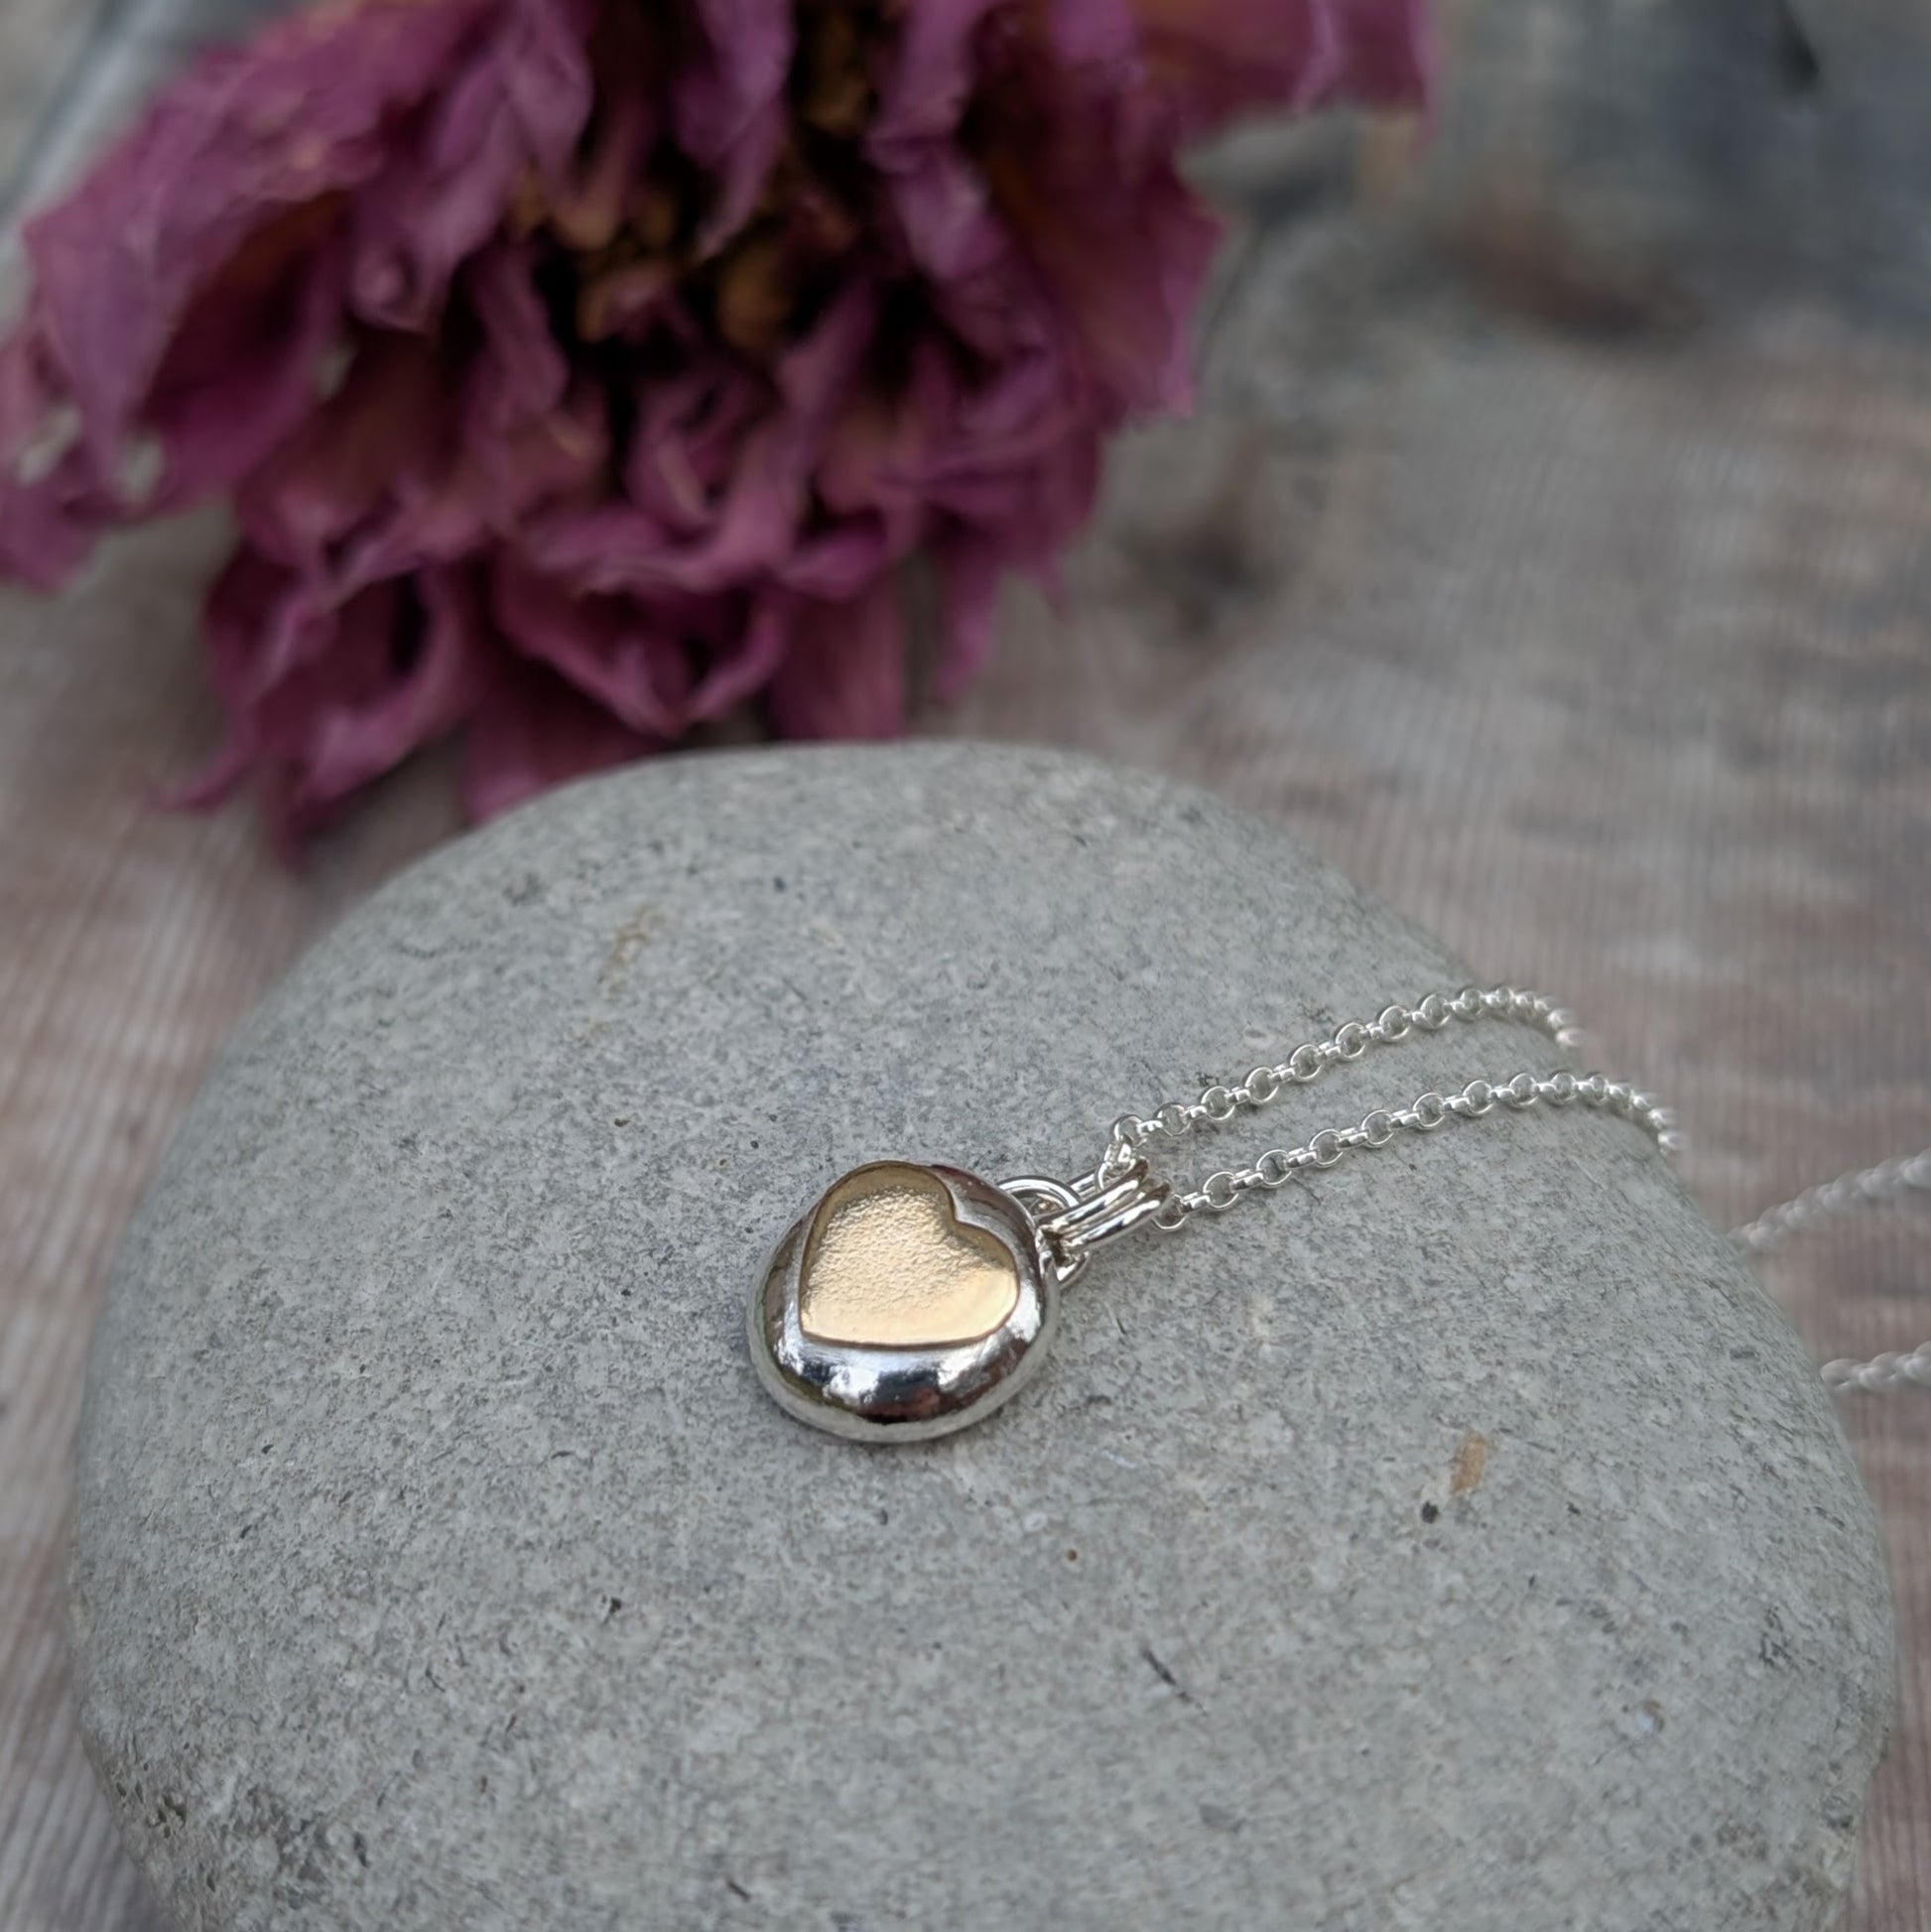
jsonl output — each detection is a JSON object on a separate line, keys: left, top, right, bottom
{"left": 2, "top": 0, "right": 1929, "bottom": 1925}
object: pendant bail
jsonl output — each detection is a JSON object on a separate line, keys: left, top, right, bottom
{"left": 1000, "top": 1160, "right": 1170, "bottom": 1281}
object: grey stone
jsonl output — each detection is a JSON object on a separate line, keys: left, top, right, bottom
{"left": 70, "top": 742, "right": 1892, "bottom": 1932}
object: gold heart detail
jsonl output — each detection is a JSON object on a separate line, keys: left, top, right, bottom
{"left": 796, "top": 1163, "right": 1021, "bottom": 1350}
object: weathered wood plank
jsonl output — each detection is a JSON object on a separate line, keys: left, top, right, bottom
{"left": 3, "top": 0, "right": 1930, "bottom": 1925}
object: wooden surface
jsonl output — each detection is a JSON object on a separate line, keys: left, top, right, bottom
{"left": 3, "top": 0, "right": 1930, "bottom": 1925}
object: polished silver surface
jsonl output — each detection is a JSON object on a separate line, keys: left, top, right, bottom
{"left": 749, "top": 1163, "right": 1061, "bottom": 1443}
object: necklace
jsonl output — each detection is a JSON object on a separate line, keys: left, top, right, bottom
{"left": 746, "top": 984, "right": 1931, "bottom": 1441}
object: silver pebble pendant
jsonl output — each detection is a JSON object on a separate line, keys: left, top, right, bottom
{"left": 748, "top": 1159, "right": 1167, "bottom": 1442}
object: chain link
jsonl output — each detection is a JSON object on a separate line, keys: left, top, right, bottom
{"left": 1729, "top": 1148, "right": 1931, "bottom": 1254}
{"left": 1097, "top": 985, "right": 1670, "bottom": 1224}
{"left": 1089, "top": 984, "right": 1930, "bottom": 1397}
{"left": 1146, "top": 1068, "right": 1673, "bottom": 1226}
{"left": 1100, "top": 984, "right": 1585, "bottom": 1182}
{"left": 1729, "top": 1150, "right": 1931, "bottom": 1394}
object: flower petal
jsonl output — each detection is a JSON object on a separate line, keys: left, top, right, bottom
{"left": 349, "top": 57, "right": 527, "bottom": 328}
{"left": 768, "top": 575, "right": 907, "bottom": 740}
{"left": 23, "top": 0, "right": 489, "bottom": 467}
{"left": 464, "top": 241, "right": 570, "bottom": 425}
{"left": 190, "top": 545, "right": 483, "bottom": 842}
{"left": 689, "top": 589, "right": 793, "bottom": 717}
{"left": 351, "top": 0, "right": 595, "bottom": 327}
{"left": 676, "top": 0, "right": 794, "bottom": 248}
{"left": 462, "top": 652, "right": 660, "bottom": 822}
{"left": 235, "top": 332, "right": 450, "bottom": 572}
{"left": 932, "top": 528, "right": 1005, "bottom": 698}
{"left": 294, "top": 565, "right": 485, "bottom": 808}
{"left": 1127, "top": 0, "right": 1431, "bottom": 135}
{"left": 0, "top": 330, "right": 104, "bottom": 589}
{"left": 497, "top": 0, "right": 601, "bottom": 179}
{"left": 975, "top": 30, "right": 1220, "bottom": 417}
{"left": 492, "top": 551, "right": 692, "bottom": 735}
{"left": 143, "top": 210, "right": 349, "bottom": 506}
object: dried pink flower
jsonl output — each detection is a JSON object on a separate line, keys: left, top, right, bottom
{"left": 0, "top": 0, "right": 1426, "bottom": 839}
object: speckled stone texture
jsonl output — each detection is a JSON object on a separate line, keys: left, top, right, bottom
{"left": 70, "top": 744, "right": 1892, "bottom": 1932}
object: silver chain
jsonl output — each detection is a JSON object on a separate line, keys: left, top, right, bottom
{"left": 1077, "top": 984, "right": 1929, "bottom": 1397}
{"left": 1732, "top": 1151, "right": 1931, "bottom": 1393}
